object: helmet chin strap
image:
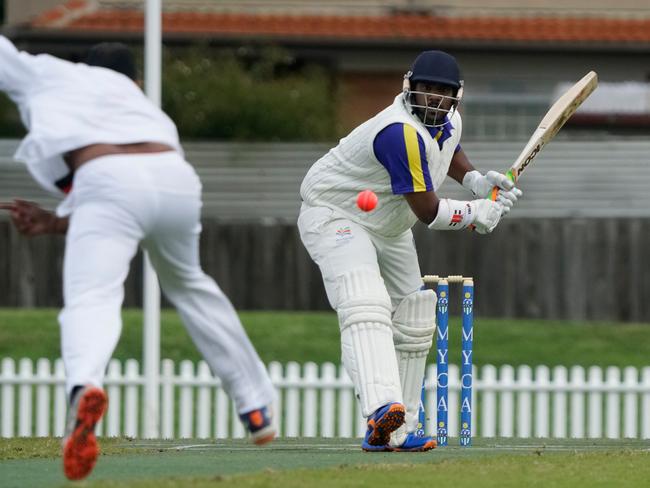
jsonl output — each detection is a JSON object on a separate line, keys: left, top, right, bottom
{"left": 455, "top": 80, "right": 464, "bottom": 105}
{"left": 402, "top": 71, "right": 413, "bottom": 93}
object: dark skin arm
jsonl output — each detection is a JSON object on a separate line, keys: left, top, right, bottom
{"left": 404, "top": 147, "right": 474, "bottom": 224}
{"left": 447, "top": 147, "right": 476, "bottom": 185}
{"left": 404, "top": 191, "right": 440, "bottom": 225}
{"left": 0, "top": 199, "right": 68, "bottom": 236}
{"left": 405, "top": 147, "right": 479, "bottom": 225}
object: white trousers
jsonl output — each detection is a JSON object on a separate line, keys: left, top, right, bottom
{"left": 297, "top": 204, "right": 423, "bottom": 310}
{"left": 59, "top": 152, "right": 275, "bottom": 414}
{"left": 299, "top": 204, "right": 433, "bottom": 434}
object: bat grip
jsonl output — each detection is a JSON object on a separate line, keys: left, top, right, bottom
{"left": 489, "top": 169, "right": 516, "bottom": 201}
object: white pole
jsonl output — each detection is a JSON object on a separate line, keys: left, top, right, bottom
{"left": 142, "top": 0, "right": 162, "bottom": 439}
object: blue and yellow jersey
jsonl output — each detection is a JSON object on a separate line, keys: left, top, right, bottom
{"left": 373, "top": 120, "right": 461, "bottom": 195}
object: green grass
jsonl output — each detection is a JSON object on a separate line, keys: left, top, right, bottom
{"left": 1, "top": 438, "right": 649, "bottom": 488}
{"left": 86, "top": 453, "right": 650, "bottom": 488}
{"left": 1, "top": 308, "right": 650, "bottom": 367}
{"left": 0, "top": 438, "right": 148, "bottom": 461}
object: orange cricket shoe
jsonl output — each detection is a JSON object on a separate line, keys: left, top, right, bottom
{"left": 62, "top": 386, "right": 108, "bottom": 481}
{"left": 361, "top": 402, "right": 406, "bottom": 451}
{"left": 239, "top": 405, "right": 276, "bottom": 445}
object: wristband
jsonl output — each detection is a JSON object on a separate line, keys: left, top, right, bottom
{"left": 428, "top": 198, "right": 476, "bottom": 231}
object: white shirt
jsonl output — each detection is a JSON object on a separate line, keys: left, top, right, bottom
{"left": 0, "top": 36, "right": 183, "bottom": 195}
{"left": 300, "top": 94, "right": 462, "bottom": 237}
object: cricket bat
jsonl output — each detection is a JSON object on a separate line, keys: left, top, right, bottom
{"left": 490, "top": 70, "right": 598, "bottom": 201}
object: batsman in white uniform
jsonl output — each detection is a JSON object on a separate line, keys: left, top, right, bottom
{"left": 0, "top": 38, "right": 276, "bottom": 480}
{"left": 298, "top": 51, "right": 521, "bottom": 451}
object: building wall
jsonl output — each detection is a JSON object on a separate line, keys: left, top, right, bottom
{"left": 5, "top": 0, "right": 62, "bottom": 26}
{"left": 60, "top": 0, "right": 650, "bottom": 17}
{"left": 335, "top": 48, "right": 650, "bottom": 131}
{"left": 6, "top": 0, "right": 649, "bottom": 28}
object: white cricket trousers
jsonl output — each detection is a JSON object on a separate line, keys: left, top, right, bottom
{"left": 59, "top": 152, "right": 275, "bottom": 414}
{"left": 297, "top": 204, "right": 423, "bottom": 309}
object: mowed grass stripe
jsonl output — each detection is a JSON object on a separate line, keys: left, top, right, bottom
{"left": 1, "top": 309, "right": 650, "bottom": 367}
{"left": 85, "top": 451, "right": 650, "bottom": 488}
{"left": 2, "top": 438, "right": 650, "bottom": 488}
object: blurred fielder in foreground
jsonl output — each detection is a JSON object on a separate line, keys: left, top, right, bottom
{"left": 0, "top": 37, "right": 276, "bottom": 480}
{"left": 298, "top": 51, "right": 521, "bottom": 452}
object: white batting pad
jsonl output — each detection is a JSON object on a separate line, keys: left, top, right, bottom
{"left": 337, "top": 268, "right": 402, "bottom": 417}
{"left": 390, "top": 289, "right": 436, "bottom": 445}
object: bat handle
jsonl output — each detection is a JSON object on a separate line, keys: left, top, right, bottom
{"left": 488, "top": 169, "right": 516, "bottom": 201}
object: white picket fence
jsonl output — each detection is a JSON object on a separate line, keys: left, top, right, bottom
{"left": 2, "top": 358, "right": 650, "bottom": 440}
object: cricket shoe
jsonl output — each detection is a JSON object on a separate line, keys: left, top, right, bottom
{"left": 389, "top": 433, "right": 437, "bottom": 452}
{"left": 361, "top": 402, "right": 406, "bottom": 451}
{"left": 239, "top": 405, "right": 276, "bottom": 445}
{"left": 62, "top": 386, "right": 108, "bottom": 481}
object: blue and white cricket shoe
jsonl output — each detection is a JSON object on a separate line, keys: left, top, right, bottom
{"left": 389, "top": 432, "right": 437, "bottom": 452}
{"left": 361, "top": 402, "right": 406, "bottom": 451}
{"left": 239, "top": 405, "right": 276, "bottom": 445}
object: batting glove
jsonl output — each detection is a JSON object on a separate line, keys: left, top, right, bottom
{"left": 462, "top": 170, "right": 523, "bottom": 216}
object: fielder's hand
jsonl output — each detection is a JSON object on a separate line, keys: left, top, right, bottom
{"left": 462, "top": 170, "right": 523, "bottom": 216}
{"left": 0, "top": 199, "right": 65, "bottom": 236}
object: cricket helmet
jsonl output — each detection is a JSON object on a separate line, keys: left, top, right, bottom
{"left": 403, "top": 50, "right": 464, "bottom": 127}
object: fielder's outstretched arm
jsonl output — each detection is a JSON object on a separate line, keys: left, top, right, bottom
{"left": 0, "top": 200, "right": 69, "bottom": 236}
{"left": 0, "top": 36, "right": 41, "bottom": 103}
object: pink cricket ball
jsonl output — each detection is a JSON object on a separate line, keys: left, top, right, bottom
{"left": 357, "top": 190, "right": 378, "bottom": 212}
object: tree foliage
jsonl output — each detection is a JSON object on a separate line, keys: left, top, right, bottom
{"left": 162, "top": 47, "right": 337, "bottom": 141}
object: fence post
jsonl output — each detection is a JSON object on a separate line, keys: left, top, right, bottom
{"left": 160, "top": 359, "right": 175, "bottom": 439}
{"left": 499, "top": 365, "right": 515, "bottom": 437}
{"left": 320, "top": 362, "right": 336, "bottom": 438}
{"left": 605, "top": 366, "right": 620, "bottom": 438}
{"left": 269, "top": 362, "right": 283, "bottom": 438}
{"left": 481, "top": 365, "right": 497, "bottom": 438}
{"left": 231, "top": 398, "right": 245, "bottom": 439}
{"left": 642, "top": 367, "right": 650, "bottom": 439}
{"left": 552, "top": 366, "right": 568, "bottom": 438}
{"left": 587, "top": 366, "right": 603, "bottom": 438}
{"left": 124, "top": 359, "right": 140, "bottom": 438}
{"left": 18, "top": 358, "right": 33, "bottom": 437}
{"left": 302, "top": 362, "right": 318, "bottom": 437}
{"left": 106, "top": 359, "right": 123, "bottom": 437}
{"left": 179, "top": 360, "right": 194, "bottom": 439}
{"left": 215, "top": 364, "right": 229, "bottom": 439}
{"left": 196, "top": 361, "right": 212, "bottom": 439}
{"left": 1, "top": 358, "right": 15, "bottom": 438}
{"left": 534, "top": 365, "right": 550, "bottom": 438}
{"left": 570, "top": 366, "right": 586, "bottom": 438}
{"left": 623, "top": 366, "right": 638, "bottom": 438}
{"left": 53, "top": 359, "right": 66, "bottom": 437}
{"left": 285, "top": 362, "right": 300, "bottom": 437}
{"left": 517, "top": 365, "right": 532, "bottom": 438}
{"left": 35, "top": 359, "right": 51, "bottom": 437}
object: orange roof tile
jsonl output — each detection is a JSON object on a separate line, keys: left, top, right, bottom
{"left": 31, "top": 9, "right": 650, "bottom": 44}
